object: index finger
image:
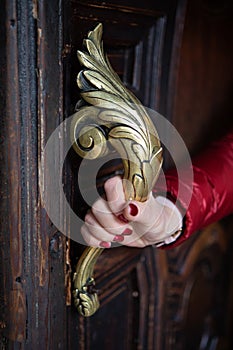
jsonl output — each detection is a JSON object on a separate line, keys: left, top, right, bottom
{"left": 104, "top": 176, "right": 128, "bottom": 215}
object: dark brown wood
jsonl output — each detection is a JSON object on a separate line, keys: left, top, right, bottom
{"left": 173, "top": 0, "right": 233, "bottom": 154}
{"left": 0, "top": 0, "right": 69, "bottom": 348}
{"left": 1, "top": 0, "right": 233, "bottom": 349}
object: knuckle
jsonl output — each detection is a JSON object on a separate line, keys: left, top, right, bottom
{"left": 92, "top": 198, "right": 102, "bottom": 214}
{"left": 104, "top": 176, "right": 119, "bottom": 193}
{"left": 85, "top": 213, "right": 93, "bottom": 225}
{"left": 104, "top": 178, "right": 112, "bottom": 192}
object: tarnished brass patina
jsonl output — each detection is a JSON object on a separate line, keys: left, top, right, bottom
{"left": 71, "top": 23, "right": 163, "bottom": 316}
{"left": 73, "top": 247, "right": 103, "bottom": 317}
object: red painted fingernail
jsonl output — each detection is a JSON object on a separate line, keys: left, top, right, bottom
{"left": 118, "top": 214, "right": 129, "bottom": 223}
{"left": 129, "top": 203, "right": 138, "bottom": 216}
{"left": 113, "top": 235, "right": 124, "bottom": 242}
{"left": 122, "top": 228, "right": 132, "bottom": 236}
{"left": 100, "top": 241, "right": 111, "bottom": 248}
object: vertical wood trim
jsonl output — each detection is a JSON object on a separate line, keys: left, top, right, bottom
{"left": 37, "top": 0, "right": 68, "bottom": 349}
{"left": 3, "top": 0, "right": 26, "bottom": 344}
{"left": 1, "top": 0, "right": 69, "bottom": 348}
{"left": 166, "top": 0, "right": 187, "bottom": 121}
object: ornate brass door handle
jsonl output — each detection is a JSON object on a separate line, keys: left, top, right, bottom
{"left": 71, "top": 23, "right": 163, "bottom": 316}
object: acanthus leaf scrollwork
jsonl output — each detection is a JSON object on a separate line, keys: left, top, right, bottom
{"left": 71, "top": 23, "right": 163, "bottom": 317}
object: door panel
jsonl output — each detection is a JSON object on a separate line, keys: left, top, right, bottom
{"left": 1, "top": 0, "right": 233, "bottom": 349}
{"left": 66, "top": 1, "right": 233, "bottom": 349}
{"left": 66, "top": 1, "right": 186, "bottom": 349}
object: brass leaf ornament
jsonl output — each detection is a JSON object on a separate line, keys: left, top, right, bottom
{"left": 71, "top": 23, "right": 163, "bottom": 317}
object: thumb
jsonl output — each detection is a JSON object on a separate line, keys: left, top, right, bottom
{"left": 123, "top": 202, "right": 140, "bottom": 222}
{"left": 123, "top": 194, "right": 164, "bottom": 226}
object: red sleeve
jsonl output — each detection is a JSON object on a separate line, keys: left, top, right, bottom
{"left": 154, "top": 131, "right": 233, "bottom": 248}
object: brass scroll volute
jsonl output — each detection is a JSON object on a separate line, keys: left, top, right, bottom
{"left": 71, "top": 23, "right": 163, "bottom": 317}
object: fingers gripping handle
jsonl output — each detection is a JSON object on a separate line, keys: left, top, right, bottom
{"left": 71, "top": 23, "right": 163, "bottom": 317}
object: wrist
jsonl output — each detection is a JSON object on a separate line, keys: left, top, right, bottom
{"left": 152, "top": 196, "right": 183, "bottom": 247}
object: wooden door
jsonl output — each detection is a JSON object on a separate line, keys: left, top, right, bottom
{"left": 0, "top": 0, "right": 233, "bottom": 349}
{"left": 66, "top": 1, "right": 187, "bottom": 349}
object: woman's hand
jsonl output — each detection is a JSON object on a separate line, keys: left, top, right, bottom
{"left": 81, "top": 176, "right": 182, "bottom": 248}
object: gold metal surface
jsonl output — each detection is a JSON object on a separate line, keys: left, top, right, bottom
{"left": 71, "top": 23, "right": 163, "bottom": 316}
{"left": 73, "top": 247, "right": 103, "bottom": 316}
